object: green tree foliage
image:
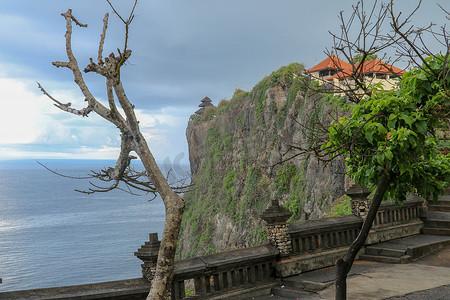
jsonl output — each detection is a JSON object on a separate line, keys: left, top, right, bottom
{"left": 324, "top": 54, "right": 450, "bottom": 202}
{"left": 352, "top": 53, "right": 378, "bottom": 63}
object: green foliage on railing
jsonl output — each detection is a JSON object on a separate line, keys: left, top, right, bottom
{"left": 328, "top": 195, "right": 352, "bottom": 216}
{"left": 275, "top": 163, "right": 307, "bottom": 221}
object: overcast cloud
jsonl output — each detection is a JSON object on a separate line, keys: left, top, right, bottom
{"left": 0, "top": 0, "right": 446, "bottom": 164}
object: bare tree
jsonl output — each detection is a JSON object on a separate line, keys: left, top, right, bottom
{"left": 38, "top": 2, "right": 184, "bottom": 299}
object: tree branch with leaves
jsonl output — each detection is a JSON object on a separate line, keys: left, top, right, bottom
{"left": 279, "top": 1, "right": 450, "bottom": 299}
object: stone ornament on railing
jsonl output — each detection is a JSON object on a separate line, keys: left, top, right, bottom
{"left": 346, "top": 182, "right": 371, "bottom": 219}
{"left": 261, "top": 199, "right": 293, "bottom": 257}
{"left": 135, "top": 232, "right": 161, "bottom": 282}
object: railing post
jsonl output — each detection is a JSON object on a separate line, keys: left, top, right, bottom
{"left": 261, "top": 199, "right": 292, "bottom": 257}
{"left": 134, "top": 232, "right": 161, "bottom": 282}
{"left": 346, "top": 182, "right": 371, "bottom": 220}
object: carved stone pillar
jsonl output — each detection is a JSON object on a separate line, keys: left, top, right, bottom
{"left": 261, "top": 199, "right": 293, "bottom": 257}
{"left": 134, "top": 232, "right": 161, "bottom": 282}
{"left": 346, "top": 183, "right": 371, "bottom": 220}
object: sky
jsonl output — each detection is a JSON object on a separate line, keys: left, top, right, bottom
{"left": 0, "top": 0, "right": 447, "bottom": 165}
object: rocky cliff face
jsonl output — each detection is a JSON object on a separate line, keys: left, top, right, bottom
{"left": 178, "top": 63, "right": 347, "bottom": 259}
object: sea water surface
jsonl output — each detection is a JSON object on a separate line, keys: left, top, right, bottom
{"left": 0, "top": 159, "right": 178, "bottom": 292}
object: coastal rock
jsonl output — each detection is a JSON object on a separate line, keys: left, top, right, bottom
{"left": 178, "top": 63, "right": 346, "bottom": 258}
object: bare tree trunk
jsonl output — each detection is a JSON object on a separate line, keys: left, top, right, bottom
{"left": 335, "top": 171, "right": 391, "bottom": 300}
{"left": 39, "top": 7, "right": 187, "bottom": 299}
{"left": 135, "top": 133, "right": 185, "bottom": 300}
{"left": 113, "top": 82, "right": 186, "bottom": 300}
{"left": 147, "top": 193, "right": 184, "bottom": 300}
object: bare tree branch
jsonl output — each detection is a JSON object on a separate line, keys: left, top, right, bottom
{"left": 37, "top": 82, "right": 93, "bottom": 116}
{"left": 98, "top": 13, "right": 109, "bottom": 65}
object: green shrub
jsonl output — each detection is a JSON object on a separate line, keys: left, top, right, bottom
{"left": 202, "top": 106, "right": 216, "bottom": 121}
{"left": 329, "top": 195, "right": 352, "bottom": 216}
{"left": 269, "top": 63, "right": 305, "bottom": 88}
{"left": 217, "top": 99, "right": 232, "bottom": 114}
{"left": 275, "top": 163, "right": 306, "bottom": 221}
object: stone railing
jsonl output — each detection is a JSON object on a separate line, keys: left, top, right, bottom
{"left": 372, "top": 195, "right": 423, "bottom": 228}
{"left": 0, "top": 278, "right": 151, "bottom": 300}
{"left": 0, "top": 244, "right": 278, "bottom": 300}
{"left": 171, "top": 244, "right": 278, "bottom": 299}
{"left": 288, "top": 215, "right": 363, "bottom": 255}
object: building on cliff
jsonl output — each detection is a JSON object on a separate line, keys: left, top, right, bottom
{"left": 305, "top": 54, "right": 405, "bottom": 94}
{"left": 304, "top": 53, "right": 352, "bottom": 82}
{"left": 195, "top": 96, "right": 214, "bottom": 115}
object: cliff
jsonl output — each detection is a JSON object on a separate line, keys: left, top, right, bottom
{"left": 178, "top": 63, "right": 348, "bottom": 259}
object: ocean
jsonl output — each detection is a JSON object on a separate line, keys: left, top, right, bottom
{"left": 0, "top": 159, "right": 182, "bottom": 292}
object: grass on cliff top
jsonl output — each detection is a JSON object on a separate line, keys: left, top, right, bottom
{"left": 189, "top": 62, "right": 307, "bottom": 125}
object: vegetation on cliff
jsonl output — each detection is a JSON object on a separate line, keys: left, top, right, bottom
{"left": 178, "top": 63, "right": 349, "bottom": 258}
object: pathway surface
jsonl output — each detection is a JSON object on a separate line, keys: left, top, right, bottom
{"left": 256, "top": 246, "right": 450, "bottom": 300}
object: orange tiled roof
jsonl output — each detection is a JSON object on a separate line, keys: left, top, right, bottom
{"left": 327, "top": 59, "right": 405, "bottom": 80}
{"left": 305, "top": 55, "right": 352, "bottom": 73}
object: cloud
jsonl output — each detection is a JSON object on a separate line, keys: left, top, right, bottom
{"left": 0, "top": 78, "right": 47, "bottom": 144}
{"left": 0, "top": 64, "right": 190, "bottom": 161}
{"left": 0, "top": 145, "right": 121, "bottom": 160}
{"left": 0, "top": 13, "right": 58, "bottom": 51}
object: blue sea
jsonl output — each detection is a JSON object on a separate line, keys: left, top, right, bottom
{"left": 0, "top": 160, "right": 184, "bottom": 292}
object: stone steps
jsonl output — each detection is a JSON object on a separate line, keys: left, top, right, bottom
{"left": 365, "top": 246, "right": 406, "bottom": 258}
{"left": 362, "top": 234, "right": 450, "bottom": 263}
{"left": 263, "top": 274, "right": 330, "bottom": 299}
{"left": 428, "top": 211, "right": 450, "bottom": 220}
{"left": 426, "top": 219, "right": 450, "bottom": 228}
{"left": 422, "top": 228, "right": 450, "bottom": 236}
{"left": 362, "top": 241, "right": 410, "bottom": 264}
{"left": 434, "top": 197, "right": 450, "bottom": 204}
{"left": 424, "top": 190, "right": 450, "bottom": 236}
{"left": 428, "top": 204, "right": 450, "bottom": 212}
{"left": 359, "top": 254, "right": 412, "bottom": 264}
{"left": 271, "top": 286, "right": 319, "bottom": 299}
{"left": 282, "top": 276, "right": 333, "bottom": 292}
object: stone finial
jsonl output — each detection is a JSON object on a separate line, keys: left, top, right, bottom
{"left": 135, "top": 233, "right": 161, "bottom": 282}
{"left": 261, "top": 199, "right": 293, "bottom": 257}
{"left": 346, "top": 182, "right": 371, "bottom": 198}
{"left": 261, "top": 199, "right": 292, "bottom": 225}
{"left": 346, "top": 182, "right": 371, "bottom": 219}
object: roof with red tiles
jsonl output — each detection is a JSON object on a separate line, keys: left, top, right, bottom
{"left": 305, "top": 55, "right": 352, "bottom": 73}
{"left": 327, "top": 59, "right": 405, "bottom": 80}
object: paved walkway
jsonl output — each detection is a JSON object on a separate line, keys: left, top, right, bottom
{"left": 320, "top": 247, "right": 450, "bottom": 299}
{"left": 258, "top": 246, "right": 450, "bottom": 300}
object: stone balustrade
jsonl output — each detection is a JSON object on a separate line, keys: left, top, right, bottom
{"left": 288, "top": 215, "right": 363, "bottom": 255}
{"left": 172, "top": 244, "right": 278, "bottom": 300}
{"left": 373, "top": 195, "right": 423, "bottom": 228}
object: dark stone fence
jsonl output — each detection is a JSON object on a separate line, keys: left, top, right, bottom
{"left": 0, "top": 278, "right": 151, "bottom": 300}
{"left": 172, "top": 244, "right": 278, "bottom": 299}
{"left": 373, "top": 196, "right": 423, "bottom": 228}
{"left": 289, "top": 215, "right": 363, "bottom": 255}
{"left": 366, "top": 194, "right": 424, "bottom": 244}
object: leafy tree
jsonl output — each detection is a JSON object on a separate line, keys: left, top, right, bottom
{"left": 326, "top": 54, "right": 450, "bottom": 299}
{"left": 285, "top": 1, "right": 450, "bottom": 299}
{"left": 352, "top": 53, "right": 378, "bottom": 63}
